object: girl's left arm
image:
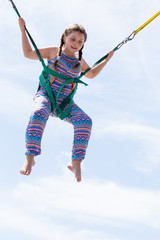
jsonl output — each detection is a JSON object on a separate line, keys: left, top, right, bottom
{"left": 81, "top": 50, "right": 114, "bottom": 79}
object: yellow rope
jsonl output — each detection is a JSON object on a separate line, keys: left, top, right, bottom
{"left": 134, "top": 10, "right": 160, "bottom": 35}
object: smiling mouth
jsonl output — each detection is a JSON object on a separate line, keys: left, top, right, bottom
{"left": 71, "top": 46, "right": 77, "bottom": 50}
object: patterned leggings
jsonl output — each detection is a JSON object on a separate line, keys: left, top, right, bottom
{"left": 25, "top": 91, "right": 92, "bottom": 161}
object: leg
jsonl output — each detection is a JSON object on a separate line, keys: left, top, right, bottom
{"left": 65, "top": 102, "right": 92, "bottom": 182}
{"left": 20, "top": 93, "right": 51, "bottom": 175}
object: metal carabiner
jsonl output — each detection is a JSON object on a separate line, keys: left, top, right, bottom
{"left": 114, "top": 31, "right": 136, "bottom": 51}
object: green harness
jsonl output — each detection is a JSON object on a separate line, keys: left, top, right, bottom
{"left": 39, "top": 61, "right": 88, "bottom": 120}
{"left": 9, "top": 0, "right": 160, "bottom": 119}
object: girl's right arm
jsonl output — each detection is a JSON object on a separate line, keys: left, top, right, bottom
{"left": 18, "top": 18, "right": 58, "bottom": 60}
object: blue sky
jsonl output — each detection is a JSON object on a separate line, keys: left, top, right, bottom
{"left": 0, "top": 0, "right": 160, "bottom": 239}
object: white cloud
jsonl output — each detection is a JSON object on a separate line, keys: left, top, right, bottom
{"left": 0, "top": 176, "right": 160, "bottom": 239}
{"left": 0, "top": 78, "right": 33, "bottom": 121}
{"left": 93, "top": 119, "right": 160, "bottom": 172}
{"left": 95, "top": 120, "right": 160, "bottom": 140}
{"left": 11, "top": 177, "right": 160, "bottom": 228}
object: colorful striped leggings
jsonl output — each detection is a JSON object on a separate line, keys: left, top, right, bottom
{"left": 25, "top": 90, "right": 92, "bottom": 161}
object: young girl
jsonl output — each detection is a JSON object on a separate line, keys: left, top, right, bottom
{"left": 19, "top": 17, "right": 114, "bottom": 182}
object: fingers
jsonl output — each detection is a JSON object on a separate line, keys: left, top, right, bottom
{"left": 109, "top": 50, "right": 114, "bottom": 57}
{"left": 107, "top": 50, "right": 114, "bottom": 61}
{"left": 18, "top": 17, "right": 26, "bottom": 31}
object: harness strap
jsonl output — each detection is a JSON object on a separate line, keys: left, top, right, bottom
{"left": 80, "top": 53, "right": 110, "bottom": 77}
{"left": 39, "top": 70, "right": 87, "bottom": 119}
{"left": 39, "top": 71, "right": 56, "bottom": 112}
{"left": 56, "top": 87, "right": 77, "bottom": 119}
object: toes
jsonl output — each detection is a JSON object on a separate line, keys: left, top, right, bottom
{"left": 67, "top": 162, "right": 81, "bottom": 182}
{"left": 67, "top": 165, "right": 73, "bottom": 172}
{"left": 20, "top": 170, "right": 25, "bottom": 175}
{"left": 76, "top": 176, "right": 81, "bottom": 182}
{"left": 75, "top": 172, "right": 81, "bottom": 182}
{"left": 20, "top": 169, "right": 30, "bottom": 175}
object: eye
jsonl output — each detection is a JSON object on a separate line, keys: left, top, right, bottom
{"left": 78, "top": 40, "right": 83, "bottom": 44}
{"left": 71, "top": 38, "right": 76, "bottom": 42}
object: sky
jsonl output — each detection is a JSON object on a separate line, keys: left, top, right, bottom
{"left": 0, "top": 0, "right": 160, "bottom": 239}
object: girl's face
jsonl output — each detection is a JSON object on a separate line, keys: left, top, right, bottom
{"left": 63, "top": 31, "right": 85, "bottom": 56}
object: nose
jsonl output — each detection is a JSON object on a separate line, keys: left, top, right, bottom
{"left": 73, "top": 40, "right": 78, "bottom": 45}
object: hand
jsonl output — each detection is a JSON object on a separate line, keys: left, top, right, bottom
{"left": 19, "top": 17, "right": 26, "bottom": 32}
{"left": 106, "top": 50, "right": 114, "bottom": 61}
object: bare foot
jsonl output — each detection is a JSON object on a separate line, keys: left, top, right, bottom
{"left": 20, "top": 155, "right": 35, "bottom": 176}
{"left": 67, "top": 160, "right": 81, "bottom": 182}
